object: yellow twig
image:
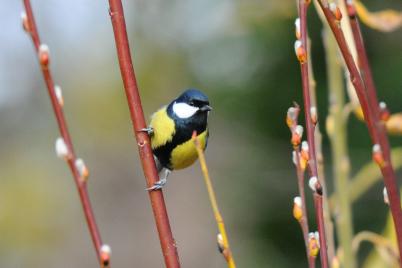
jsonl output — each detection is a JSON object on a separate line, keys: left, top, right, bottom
{"left": 193, "top": 133, "right": 236, "bottom": 268}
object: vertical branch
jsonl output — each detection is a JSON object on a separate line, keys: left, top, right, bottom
{"left": 307, "top": 34, "right": 336, "bottom": 263}
{"left": 323, "top": 24, "right": 356, "bottom": 268}
{"left": 22, "top": 1, "right": 108, "bottom": 267}
{"left": 287, "top": 105, "right": 315, "bottom": 268}
{"left": 107, "top": 1, "right": 181, "bottom": 267}
{"left": 317, "top": 1, "right": 402, "bottom": 265}
{"left": 344, "top": 0, "right": 379, "bottom": 113}
{"left": 193, "top": 134, "right": 236, "bottom": 268}
{"left": 295, "top": 1, "right": 330, "bottom": 267}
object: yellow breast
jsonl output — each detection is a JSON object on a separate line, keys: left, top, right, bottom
{"left": 170, "top": 130, "right": 208, "bottom": 170}
{"left": 150, "top": 107, "right": 176, "bottom": 149}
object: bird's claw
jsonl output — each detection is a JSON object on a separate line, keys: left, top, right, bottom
{"left": 146, "top": 178, "right": 167, "bottom": 191}
{"left": 139, "top": 127, "right": 154, "bottom": 136}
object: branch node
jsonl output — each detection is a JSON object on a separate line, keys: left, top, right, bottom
{"left": 137, "top": 140, "right": 147, "bottom": 147}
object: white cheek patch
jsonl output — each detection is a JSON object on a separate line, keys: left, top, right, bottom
{"left": 172, "top": 102, "right": 199, "bottom": 119}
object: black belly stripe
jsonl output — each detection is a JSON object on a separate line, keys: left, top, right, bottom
{"left": 153, "top": 104, "right": 208, "bottom": 170}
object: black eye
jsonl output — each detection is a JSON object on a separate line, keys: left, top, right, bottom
{"left": 189, "top": 101, "right": 195, "bottom": 106}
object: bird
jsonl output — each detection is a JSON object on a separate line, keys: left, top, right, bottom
{"left": 141, "top": 89, "right": 212, "bottom": 191}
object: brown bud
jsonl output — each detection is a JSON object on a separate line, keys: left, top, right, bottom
{"left": 21, "top": 12, "right": 30, "bottom": 32}
{"left": 310, "top": 106, "right": 318, "bottom": 125}
{"left": 75, "top": 158, "right": 89, "bottom": 182}
{"left": 294, "top": 40, "right": 307, "bottom": 63}
{"left": 38, "top": 44, "right": 50, "bottom": 67}
{"left": 329, "top": 3, "right": 343, "bottom": 21}
{"left": 379, "top": 102, "right": 390, "bottom": 122}
{"left": 372, "top": 144, "right": 385, "bottom": 168}
{"left": 100, "top": 244, "right": 111, "bottom": 268}
{"left": 345, "top": 0, "right": 357, "bottom": 18}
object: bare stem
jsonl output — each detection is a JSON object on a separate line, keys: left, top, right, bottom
{"left": 317, "top": 1, "right": 402, "bottom": 264}
{"left": 107, "top": 1, "right": 181, "bottom": 267}
{"left": 297, "top": 1, "right": 329, "bottom": 267}
{"left": 22, "top": 0, "right": 105, "bottom": 265}
{"left": 193, "top": 134, "right": 236, "bottom": 268}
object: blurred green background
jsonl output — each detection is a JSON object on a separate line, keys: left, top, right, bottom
{"left": 0, "top": 1, "right": 401, "bottom": 267}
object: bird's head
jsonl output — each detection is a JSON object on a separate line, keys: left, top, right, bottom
{"left": 171, "top": 89, "right": 212, "bottom": 119}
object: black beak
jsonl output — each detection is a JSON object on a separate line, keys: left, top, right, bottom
{"left": 200, "top": 105, "right": 212, "bottom": 112}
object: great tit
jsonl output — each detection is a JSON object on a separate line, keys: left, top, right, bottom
{"left": 142, "top": 89, "right": 212, "bottom": 191}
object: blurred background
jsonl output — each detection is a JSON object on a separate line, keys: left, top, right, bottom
{"left": 0, "top": 0, "right": 401, "bottom": 267}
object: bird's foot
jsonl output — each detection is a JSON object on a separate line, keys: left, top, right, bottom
{"left": 146, "top": 177, "right": 167, "bottom": 191}
{"left": 139, "top": 127, "right": 154, "bottom": 136}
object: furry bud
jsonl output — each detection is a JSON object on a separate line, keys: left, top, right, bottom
{"left": 75, "top": 158, "right": 89, "bottom": 182}
{"left": 308, "top": 232, "right": 320, "bottom": 257}
{"left": 21, "top": 11, "right": 30, "bottom": 32}
{"left": 372, "top": 144, "right": 385, "bottom": 168}
{"left": 295, "top": 18, "right": 301, "bottom": 39}
{"left": 329, "top": 2, "right": 343, "bottom": 21}
{"left": 293, "top": 196, "right": 303, "bottom": 221}
{"left": 55, "top": 137, "right": 69, "bottom": 160}
{"left": 294, "top": 40, "right": 307, "bottom": 63}
{"left": 38, "top": 44, "right": 50, "bottom": 67}
{"left": 54, "top": 85, "right": 64, "bottom": 107}
{"left": 100, "top": 244, "right": 111, "bottom": 268}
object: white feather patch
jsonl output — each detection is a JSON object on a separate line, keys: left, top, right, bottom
{"left": 172, "top": 102, "right": 198, "bottom": 118}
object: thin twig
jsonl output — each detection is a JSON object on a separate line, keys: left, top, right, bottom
{"left": 296, "top": 1, "right": 329, "bottom": 267}
{"left": 287, "top": 104, "right": 315, "bottom": 268}
{"left": 307, "top": 32, "right": 336, "bottom": 263}
{"left": 107, "top": 1, "right": 181, "bottom": 267}
{"left": 22, "top": 1, "right": 107, "bottom": 266}
{"left": 317, "top": 1, "right": 402, "bottom": 264}
{"left": 193, "top": 133, "right": 236, "bottom": 268}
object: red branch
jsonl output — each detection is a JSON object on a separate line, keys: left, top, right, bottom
{"left": 22, "top": 0, "right": 104, "bottom": 265}
{"left": 318, "top": 1, "right": 402, "bottom": 264}
{"left": 297, "top": 1, "right": 329, "bottom": 267}
{"left": 287, "top": 104, "right": 315, "bottom": 268}
{"left": 107, "top": 1, "right": 181, "bottom": 267}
